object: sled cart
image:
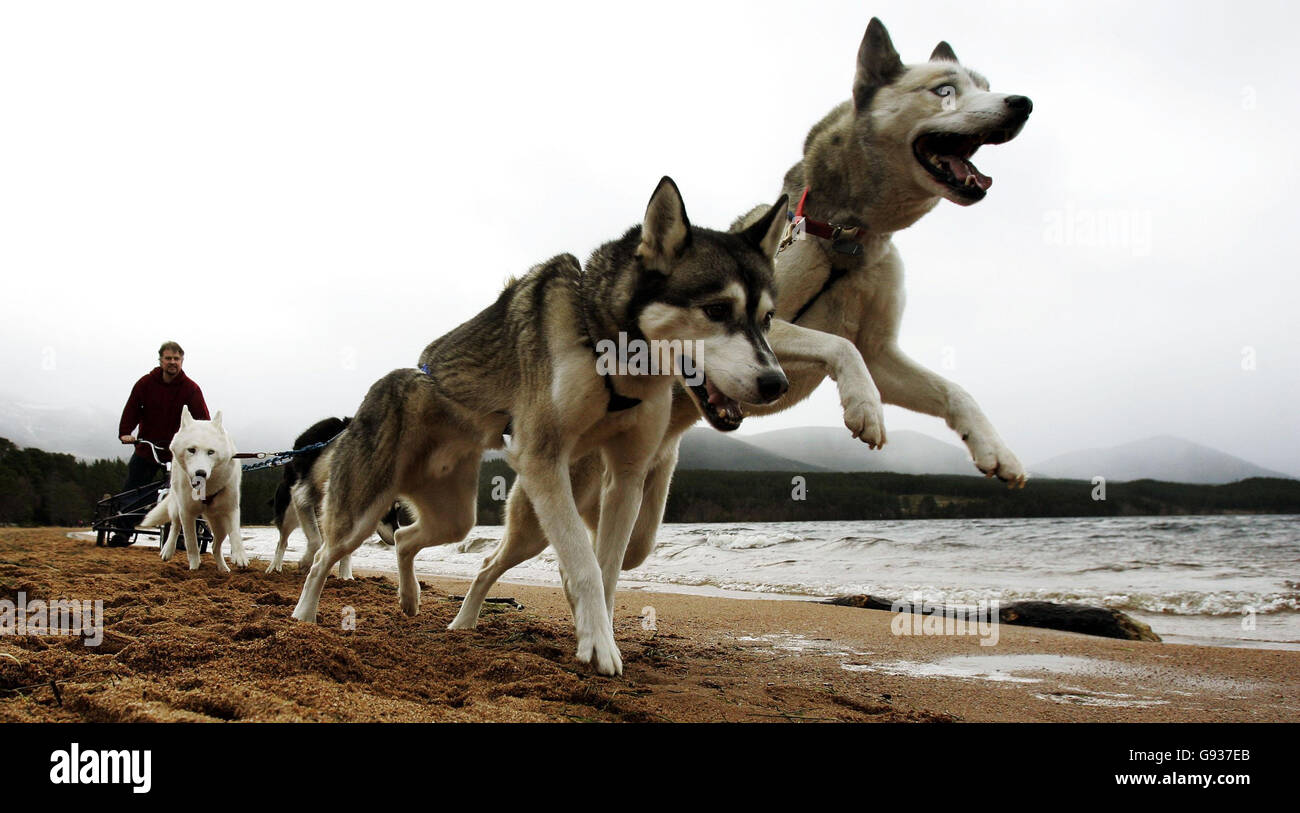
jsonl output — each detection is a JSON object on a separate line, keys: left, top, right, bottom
{"left": 91, "top": 439, "right": 212, "bottom": 553}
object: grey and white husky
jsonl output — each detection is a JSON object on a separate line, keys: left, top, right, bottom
{"left": 449, "top": 18, "right": 1033, "bottom": 631}
{"left": 291, "top": 177, "right": 789, "bottom": 675}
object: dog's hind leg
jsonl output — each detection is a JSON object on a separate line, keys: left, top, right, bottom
{"left": 228, "top": 506, "right": 248, "bottom": 569}
{"left": 295, "top": 486, "right": 353, "bottom": 579}
{"left": 396, "top": 455, "right": 479, "bottom": 617}
{"left": 593, "top": 433, "right": 658, "bottom": 627}
{"left": 267, "top": 502, "right": 299, "bottom": 573}
{"left": 291, "top": 495, "right": 389, "bottom": 623}
{"left": 621, "top": 442, "right": 678, "bottom": 571}
{"left": 291, "top": 482, "right": 332, "bottom": 573}
{"left": 449, "top": 480, "right": 547, "bottom": 629}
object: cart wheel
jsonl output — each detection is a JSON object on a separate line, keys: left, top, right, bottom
{"left": 96, "top": 529, "right": 107, "bottom": 547}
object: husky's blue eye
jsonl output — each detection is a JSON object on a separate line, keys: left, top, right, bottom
{"left": 207, "top": 450, "right": 215, "bottom": 456}
{"left": 932, "top": 84, "right": 956, "bottom": 98}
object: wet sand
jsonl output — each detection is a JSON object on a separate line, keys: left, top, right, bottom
{"left": 0, "top": 528, "right": 1296, "bottom": 722}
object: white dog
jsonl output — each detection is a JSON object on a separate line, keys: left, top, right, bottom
{"left": 140, "top": 406, "right": 248, "bottom": 572}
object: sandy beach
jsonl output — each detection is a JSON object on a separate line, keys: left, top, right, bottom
{"left": 0, "top": 528, "right": 1296, "bottom": 723}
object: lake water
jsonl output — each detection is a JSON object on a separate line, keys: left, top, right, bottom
{"left": 230, "top": 514, "right": 1299, "bottom": 649}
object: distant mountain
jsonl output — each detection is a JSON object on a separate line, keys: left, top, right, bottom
{"left": 733, "top": 427, "right": 977, "bottom": 474}
{"left": 676, "top": 426, "right": 977, "bottom": 475}
{"left": 675, "top": 428, "right": 826, "bottom": 471}
{"left": 0, "top": 397, "right": 307, "bottom": 464}
{"left": 0, "top": 399, "right": 126, "bottom": 461}
{"left": 1029, "top": 435, "right": 1292, "bottom": 484}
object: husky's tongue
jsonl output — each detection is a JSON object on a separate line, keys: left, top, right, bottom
{"left": 943, "top": 155, "right": 993, "bottom": 190}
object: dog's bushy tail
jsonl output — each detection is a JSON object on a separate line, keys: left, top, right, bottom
{"left": 140, "top": 499, "right": 170, "bottom": 528}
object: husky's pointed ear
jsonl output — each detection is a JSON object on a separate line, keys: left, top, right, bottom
{"left": 211, "top": 411, "right": 223, "bottom": 430}
{"left": 741, "top": 195, "right": 790, "bottom": 261}
{"left": 854, "top": 18, "right": 904, "bottom": 113}
{"left": 638, "top": 176, "right": 692, "bottom": 272}
{"left": 930, "top": 41, "right": 959, "bottom": 64}
{"left": 179, "top": 405, "right": 193, "bottom": 428}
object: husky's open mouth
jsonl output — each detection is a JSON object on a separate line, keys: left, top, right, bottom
{"left": 913, "top": 128, "right": 1016, "bottom": 203}
{"left": 686, "top": 371, "right": 744, "bottom": 432}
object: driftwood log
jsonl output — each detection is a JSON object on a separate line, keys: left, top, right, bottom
{"left": 820, "top": 595, "right": 1161, "bottom": 642}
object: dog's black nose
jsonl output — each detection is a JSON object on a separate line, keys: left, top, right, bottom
{"left": 194, "top": 469, "right": 208, "bottom": 479}
{"left": 757, "top": 371, "right": 789, "bottom": 403}
{"left": 1005, "top": 95, "right": 1033, "bottom": 115}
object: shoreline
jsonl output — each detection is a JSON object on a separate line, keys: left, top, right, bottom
{"left": 67, "top": 527, "right": 1300, "bottom": 652}
{"left": 1, "top": 528, "right": 1297, "bottom": 722}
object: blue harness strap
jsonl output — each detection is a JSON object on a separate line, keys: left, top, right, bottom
{"left": 239, "top": 432, "right": 344, "bottom": 472}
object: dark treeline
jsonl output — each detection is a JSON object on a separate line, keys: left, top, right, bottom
{"left": 2, "top": 438, "right": 1297, "bottom": 527}
{"left": 663, "top": 470, "right": 1300, "bottom": 522}
{"left": 426, "top": 462, "right": 1300, "bottom": 524}
{"left": 0, "top": 439, "right": 129, "bottom": 526}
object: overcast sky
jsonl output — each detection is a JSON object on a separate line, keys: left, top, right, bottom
{"left": 2, "top": 0, "right": 1297, "bottom": 475}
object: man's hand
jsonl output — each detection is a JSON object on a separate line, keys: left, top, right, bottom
{"left": 120, "top": 434, "right": 136, "bottom": 444}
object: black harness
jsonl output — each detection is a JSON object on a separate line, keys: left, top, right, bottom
{"left": 784, "top": 188, "right": 867, "bottom": 324}
{"left": 791, "top": 264, "right": 850, "bottom": 324}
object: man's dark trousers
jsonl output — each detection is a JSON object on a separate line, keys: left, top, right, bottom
{"left": 109, "top": 455, "right": 165, "bottom": 544}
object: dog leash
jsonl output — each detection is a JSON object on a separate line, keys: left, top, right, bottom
{"left": 237, "top": 432, "right": 345, "bottom": 472}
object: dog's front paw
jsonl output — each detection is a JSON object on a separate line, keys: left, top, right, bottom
{"left": 447, "top": 611, "right": 478, "bottom": 631}
{"left": 265, "top": 560, "right": 282, "bottom": 574}
{"left": 844, "top": 397, "right": 886, "bottom": 449}
{"left": 398, "top": 584, "right": 421, "bottom": 617}
{"left": 963, "top": 431, "right": 1027, "bottom": 488}
{"left": 213, "top": 557, "right": 229, "bottom": 574}
{"left": 160, "top": 541, "right": 176, "bottom": 562}
{"left": 575, "top": 610, "right": 623, "bottom": 676}
{"left": 231, "top": 551, "right": 249, "bottom": 569}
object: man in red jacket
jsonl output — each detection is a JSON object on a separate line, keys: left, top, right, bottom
{"left": 109, "top": 341, "right": 210, "bottom": 546}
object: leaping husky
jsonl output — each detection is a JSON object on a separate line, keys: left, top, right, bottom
{"left": 291, "top": 177, "right": 789, "bottom": 676}
{"left": 450, "top": 18, "right": 1033, "bottom": 631}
